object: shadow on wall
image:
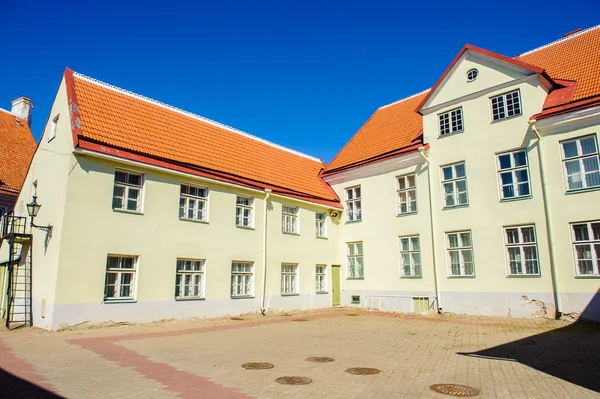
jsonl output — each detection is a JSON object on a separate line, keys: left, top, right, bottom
{"left": 459, "top": 289, "right": 600, "bottom": 393}
{"left": 0, "top": 369, "right": 64, "bottom": 398}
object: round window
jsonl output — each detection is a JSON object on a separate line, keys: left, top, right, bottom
{"left": 466, "top": 69, "right": 478, "bottom": 82}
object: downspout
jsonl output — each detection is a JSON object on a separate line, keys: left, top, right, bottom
{"left": 528, "top": 120, "right": 562, "bottom": 319}
{"left": 260, "top": 189, "right": 272, "bottom": 315}
{"left": 418, "top": 147, "right": 442, "bottom": 313}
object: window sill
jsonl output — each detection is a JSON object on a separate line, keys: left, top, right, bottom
{"left": 175, "top": 297, "right": 206, "bottom": 301}
{"left": 397, "top": 211, "right": 418, "bottom": 218}
{"left": 316, "top": 291, "right": 329, "bottom": 294}
{"left": 565, "top": 186, "right": 600, "bottom": 195}
{"left": 491, "top": 113, "right": 523, "bottom": 124}
{"left": 281, "top": 293, "right": 300, "bottom": 297}
{"left": 113, "top": 209, "right": 143, "bottom": 216}
{"left": 574, "top": 275, "right": 600, "bottom": 279}
{"left": 347, "top": 277, "right": 365, "bottom": 280}
{"left": 437, "top": 130, "right": 464, "bottom": 139}
{"left": 316, "top": 236, "right": 328, "bottom": 240}
{"left": 180, "top": 217, "right": 209, "bottom": 224}
{"left": 442, "top": 204, "right": 469, "bottom": 210}
{"left": 236, "top": 225, "right": 255, "bottom": 230}
{"left": 345, "top": 219, "right": 362, "bottom": 224}
{"left": 282, "top": 231, "right": 300, "bottom": 236}
{"left": 231, "top": 295, "right": 255, "bottom": 299}
{"left": 103, "top": 299, "right": 137, "bottom": 304}
{"left": 47, "top": 136, "right": 55, "bottom": 143}
{"left": 447, "top": 275, "right": 476, "bottom": 279}
{"left": 506, "top": 274, "right": 540, "bottom": 278}
{"left": 500, "top": 195, "right": 532, "bottom": 203}
{"left": 400, "top": 275, "right": 423, "bottom": 279}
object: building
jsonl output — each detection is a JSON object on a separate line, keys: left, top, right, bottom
{"left": 2, "top": 26, "right": 599, "bottom": 329}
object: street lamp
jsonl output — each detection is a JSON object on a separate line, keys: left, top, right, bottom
{"left": 26, "top": 196, "right": 52, "bottom": 234}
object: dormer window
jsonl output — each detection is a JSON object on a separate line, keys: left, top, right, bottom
{"left": 491, "top": 90, "right": 521, "bottom": 121}
{"left": 466, "top": 69, "right": 478, "bottom": 82}
{"left": 439, "top": 108, "right": 463, "bottom": 136}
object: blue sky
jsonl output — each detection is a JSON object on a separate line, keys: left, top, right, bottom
{"left": 1, "top": 1, "right": 598, "bottom": 163}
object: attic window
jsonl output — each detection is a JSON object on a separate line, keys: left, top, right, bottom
{"left": 15, "top": 117, "right": 21, "bottom": 126}
{"left": 466, "top": 69, "right": 478, "bottom": 82}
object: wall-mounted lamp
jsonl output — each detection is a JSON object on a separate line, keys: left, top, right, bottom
{"left": 330, "top": 210, "right": 340, "bottom": 218}
{"left": 26, "top": 196, "right": 52, "bottom": 235}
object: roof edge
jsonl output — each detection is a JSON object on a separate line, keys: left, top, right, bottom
{"left": 64, "top": 67, "right": 82, "bottom": 147}
{"left": 517, "top": 24, "right": 600, "bottom": 57}
{"left": 378, "top": 88, "right": 431, "bottom": 110}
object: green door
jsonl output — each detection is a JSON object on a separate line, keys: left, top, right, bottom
{"left": 331, "top": 265, "right": 340, "bottom": 306}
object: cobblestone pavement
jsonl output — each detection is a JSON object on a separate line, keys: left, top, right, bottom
{"left": 0, "top": 308, "right": 599, "bottom": 399}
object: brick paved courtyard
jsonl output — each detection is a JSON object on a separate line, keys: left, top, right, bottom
{"left": 0, "top": 308, "right": 599, "bottom": 399}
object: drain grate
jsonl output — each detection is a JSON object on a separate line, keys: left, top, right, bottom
{"left": 346, "top": 313, "right": 359, "bottom": 317}
{"left": 276, "top": 376, "right": 312, "bottom": 385}
{"left": 430, "top": 384, "right": 480, "bottom": 397}
{"left": 292, "top": 318, "right": 310, "bottom": 322}
{"left": 346, "top": 367, "right": 381, "bottom": 375}
{"left": 242, "top": 362, "right": 274, "bottom": 370}
{"left": 230, "top": 317, "right": 245, "bottom": 321}
{"left": 306, "top": 357, "right": 334, "bottom": 363}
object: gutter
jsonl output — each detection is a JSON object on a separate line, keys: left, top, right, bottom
{"left": 528, "top": 120, "right": 562, "bottom": 319}
{"left": 418, "top": 147, "right": 442, "bottom": 313}
{"left": 260, "top": 189, "right": 272, "bottom": 314}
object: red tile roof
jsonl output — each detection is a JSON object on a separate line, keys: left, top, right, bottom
{"left": 0, "top": 109, "right": 37, "bottom": 194}
{"left": 324, "top": 25, "right": 600, "bottom": 174}
{"left": 66, "top": 71, "right": 341, "bottom": 208}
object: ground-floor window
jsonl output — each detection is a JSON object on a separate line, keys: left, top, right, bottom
{"left": 446, "top": 231, "right": 474, "bottom": 277}
{"left": 316, "top": 265, "right": 327, "bottom": 292}
{"left": 231, "top": 262, "right": 254, "bottom": 297}
{"left": 104, "top": 255, "right": 137, "bottom": 301}
{"left": 281, "top": 263, "right": 299, "bottom": 295}
{"left": 175, "top": 259, "right": 205, "bottom": 299}
{"left": 399, "top": 236, "right": 421, "bottom": 277}
{"left": 571, "top": 220, "right": 600, "bottom": 276}
{"left": 504, "top": 225, "right": 539, "bottom": 275}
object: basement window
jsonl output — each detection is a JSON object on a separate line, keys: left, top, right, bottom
{"left": 351, "top": 295, "right": 360, "bottom": 304}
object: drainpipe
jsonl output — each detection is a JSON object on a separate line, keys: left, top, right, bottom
{"left": 260, "top": 189, "right": 272, "bottom": 315}
{"left": 528, "top": 120, "right": 562, "bottom": 319}
{"left": 418, "top": 147, "right": 442, "bottom": 314}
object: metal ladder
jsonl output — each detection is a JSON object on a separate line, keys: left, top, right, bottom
{"left": 6, "top": 238, "right": 33, "bottom": 329}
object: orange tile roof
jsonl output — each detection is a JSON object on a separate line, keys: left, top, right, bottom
{"left": 68, "top": 72, "right": 340, "bottom": 207}
{"left": 325, "top": 25, "right": 600, "bottom": 174}
{"left": 0, "top": 109, "right": 37, "bottom": 193}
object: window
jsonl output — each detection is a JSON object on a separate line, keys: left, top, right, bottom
{"left": 571, "top": 221, "right": 600, "bottom": 276}
{"left": 282, "top": 205, "right": 299, "bottom": 234}
{"left": 439, "top": 108, "right": 463, "bottom": 136}
{"left": 0, "top": 206, "right": 6, "bottom": 216}
{"left": 180, "top": 185, "right": 208, "bottom": 221}
{"left": 48, "top": 114, "right": 59, "bottom": 142}
{"left": 497, "top": 149, "right": 530, "bottom": 199}
{"left": 345, "top": 186, "right": 362, "bottom": 221}
{"left": 441, "top": 163, "right": 468, "bottom": 207}
{"left": 113, "top": 171, "right": 143, "bottom": 212}
{"left": 236, "top": 196, "right": 254, "bottom": 227}
{"left": 446, "top": 231, "right": 474, "bottom": 276}
{"left": 175, "top": 259, "right": 205, "bottom": 299}
{"left": 231, "top": 262, "right": 254, "bottom": 297}
{"left": 347, "top": 242, "right": 364, "bottom": 279}
{"left": 397, "top": 174, "right": 417, "bottom": 214}
{"left": 399, "top": 236, "right": 421, "bottom": 277}
{"left": 104, "top": 255, "right": 137, "bottom": 301}
{"left": 491, "top": 90, "right": 521, "bottom": 121}
{"left": 351, "top": 295, "right": 360, "bottom": 304}
{"left": 504, "top": 226, "right": 539, "bottom": 276}
{"left": 315, "top": 212, "right": 327, "bottom": 238}
{"left": 316, "top": 265, "right": 327, "bottom": 292}
{"left": 561, "top": 135, "right": 600, "bottom": 191}
{"left": 466, "top": 69, "right": 478, "bottom": 82}
{"left": 281, "top": 263, "right": 299, "bottom": 295}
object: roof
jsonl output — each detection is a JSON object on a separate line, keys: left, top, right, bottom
{"left": 324, "top": 25, "right": 600, "bottom": 174}
{"left": 0, "top": 109, "right": 37, "bottom": 194}
{"left": 65, "top": 70, "right": 341, "bottom": 208}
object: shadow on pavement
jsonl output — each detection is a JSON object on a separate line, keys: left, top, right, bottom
{"left": 0, "top": 369, "right": 63, "bottom": 398}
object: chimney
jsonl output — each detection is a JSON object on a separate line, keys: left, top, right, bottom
{"left": 11, "top": 96, "right": 34, "bottom": 126}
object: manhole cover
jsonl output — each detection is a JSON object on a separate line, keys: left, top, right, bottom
{"left": 346, "top": 313, "right": 359, "bottom": 316}
{"left": 346, "top": 367, "right": 381, "bottom": 375}
{"left": 306, "top": 357, "right": 334, "bottom": 363}
{"left": 242, "top": 362, "right": 274, "bottom": 370}
{"left": 293, "top": 318, "right": 310, "bottom": 322}
{"left": 230, "top": 317, "right": 244, "bottom": 321}
{"left": 276, "top": 376, "right": 312, "bottom": 385}
{"left": 430, "top": 384, "right": 480, "bottom": 397}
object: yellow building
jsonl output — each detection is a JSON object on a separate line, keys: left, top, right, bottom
{"left": 2, "top": 26, "right": 599, "bottom": 329}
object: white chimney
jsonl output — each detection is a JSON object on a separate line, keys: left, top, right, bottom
{"left": 11, "top": 96, "right": 34, "bottom": 126}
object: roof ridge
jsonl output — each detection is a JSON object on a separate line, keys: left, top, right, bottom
{"left": 378, "top": 88, "right": 431, "bottom": 110}
{"left": 516, "top": 24, "right": 600, "bottom": 57}
{"left": 72, "top": 72, "right": 323, "bottom": 163}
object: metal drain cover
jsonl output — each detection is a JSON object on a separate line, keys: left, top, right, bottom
{"left": 306, "top": 357, "right": 334, "bottom": 363}
{"left": 430, "top": 384, "right": 480, "bottom": 397}
{"left": 230, "top": 317, "right": 245, "bottom": 321}
{"left": 346, "top": 367, "right": 381, "bottom": 375}
{"left": 276, "top": 376, "right": 312, "bottom": 385}
{"left": 242, "top": 362, "right": 274, "bottom": 370}
{"left": 292, "top": 318, "right": 310, "bottom": 322}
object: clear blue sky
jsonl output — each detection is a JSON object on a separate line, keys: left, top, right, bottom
{"left": 1, "top": 1, "right": 598, "bottom": 163}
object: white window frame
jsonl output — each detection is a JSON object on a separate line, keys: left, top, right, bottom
{"left": 236, "top": 196, "right": 254, "bottom": 228}
{"left": 112, "top": 170, "right": 144, "bottom": 213}
{"left": 231, "top": 262, "right": 254, "bottom": 297}
{"left": 571, "top": 221, "right": 600, "bottom": 277}
{"left": 438, "top": 107, "right": 464, "bottom": 136}
{"left": 399, "top": 235, "right": 422, "bottom": 278}
{"left": 48, "top": 114, "right": 59, "bottom": 142}
{"left": 504, "top": 225, "right": 539, "bottom": 276}
{"left": 179, "top": 184, "right": 209, "bottom": 222}
{"left": 175, "top": 258, "right": 206, "bottom": 299}
{"left": 490, "top": 90, "right": 522, "bottom": 121}
{"left": 445, "top": 231, "right": 475, "bottom": 277}
{"left": 497, "top": 149, "right": 531, "bottom": 200}
{"left": 315, "top": 212, "right": 327, "bottom": 238}
{"left": 316, "top": 264, "right": 327, "bottom": 293}
{"left": 104, "top": 255, "right": 138, "bottom": 301}
{"left": 347, "top": 241, "right": 364, "bottom": 279}
{"left": 282, "top": 205, "right": 299, "bottom": 234}
{"left": 396, "top": 174, "right": 417, "bottom": 215}
{"left": 441, "top": 162, "right": 468, "bottom": 208}
{"left": 561, "top": 135, "right": 600, "bottom": 192}
{"left": 281, "top": 263, "right": 299, "bottom": 295}
{"left": 345, "top": 186, "right": 362, "bottom": 222}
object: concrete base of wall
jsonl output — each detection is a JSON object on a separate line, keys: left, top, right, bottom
{"left": 560, "top": 292, "right": 600, "bottom": 321}
{"left": 440, "top": 291, "right": 557, "bottom": 319}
